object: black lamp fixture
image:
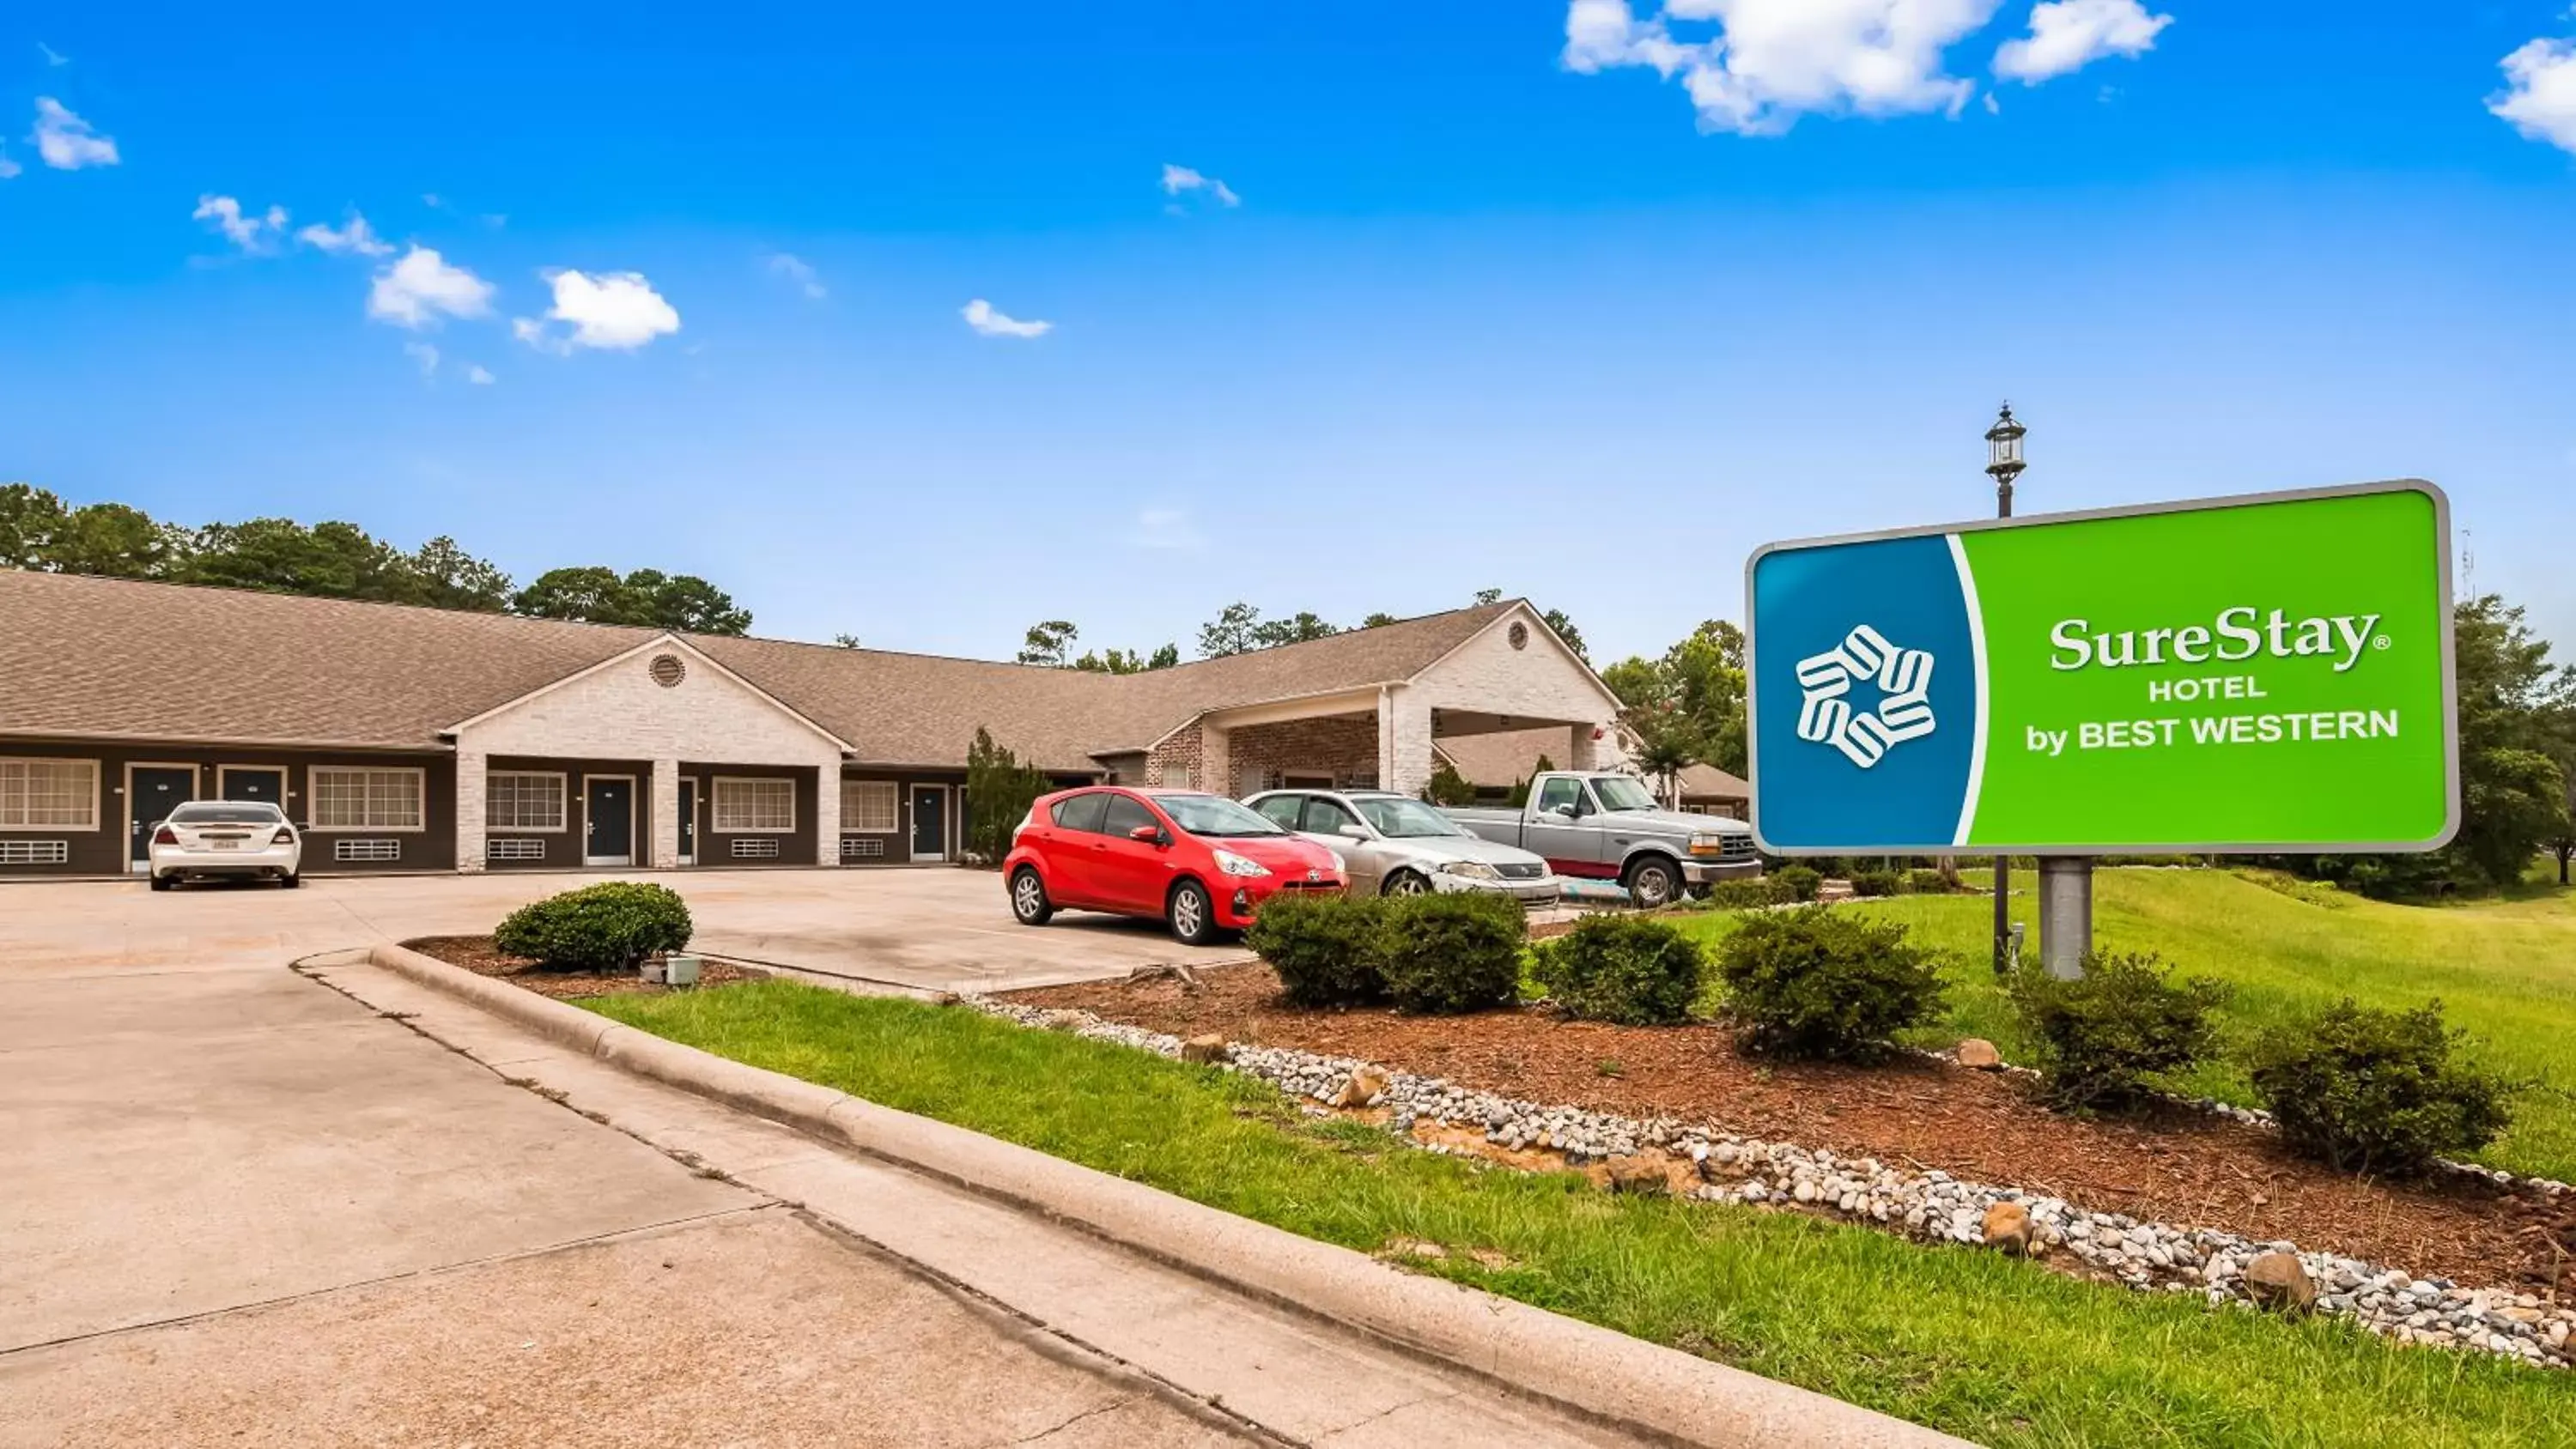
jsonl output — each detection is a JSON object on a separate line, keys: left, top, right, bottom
{"left": 1985, "top": 403, "right": 2027, "bottom": 519}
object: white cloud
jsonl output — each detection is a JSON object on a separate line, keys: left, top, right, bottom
{"left": 30, "top": 96, "right": 117, "bottom": 169}
{"left": 513, "top": 270, "right": 682, "bottom": 352}
{"left": 1992, "top": 0, "right": 2172, "bottom": 84}
{"left": 404, "top": 341, "right": 440, "bottom": 378}
{"left": 2493, "top": 37, "right": 2576, "bottom": 155}
{"left": 1127, "top": 508, "right": 1204, "bottom": 551}
{"left": 768, "top": 252, "right": 827, "bottom": 300}
{"left": 0, "top": 150, "right": 19, "bottom": 180}
{"left": 367, "top": 246, "right": 496, "bottom": 329}
{"left": 297, "top": 213, "right": 393, "bottom": 257}
{"left": 39, "top": 42, "right": 68, "bottom": 67}
{"left": 961, "top": 298, "right": 1053, "bottom": 338}
{"left": 193, "top": 195, "right": 289, "bottom": 252}
{"left": 1565, "top": 1, "right": 2012, "bottom": 135}
{"left": 1161, "top": 163, "right": 1241, "bottom": 208}
{"left": 465, "top": 364, "right": 495, "bottom": 385}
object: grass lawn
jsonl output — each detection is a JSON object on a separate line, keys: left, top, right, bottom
{"left": 1669, "top": 869, "right": 2576, "bottom": 1182}
{"left": 588, "top": 981, "right": 2575, "bottom": 1449}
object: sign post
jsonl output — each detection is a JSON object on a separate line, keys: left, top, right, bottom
{"left": 1745, "top": 480, "right": 2458, "bottom": 967}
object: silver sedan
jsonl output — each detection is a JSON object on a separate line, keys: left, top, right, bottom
{"left": 1245, "top": 790, "right": 1560, "bottom": 906}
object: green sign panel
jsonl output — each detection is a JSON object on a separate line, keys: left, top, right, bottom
{"left": 1746, "top": 481, "right": 2457, "bottom": 855}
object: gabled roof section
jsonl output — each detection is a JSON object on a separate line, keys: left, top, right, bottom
{"left": 446, "top": 632, "right": 856, "bottom": 753}
{"left": 0, "top": 570, "right": 654, "bottom": 750}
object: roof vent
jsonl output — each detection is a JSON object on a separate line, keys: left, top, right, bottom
{"left": 648, "top": 653, "right": 687, "bottom": 688}
{"left": 1508, "top": 621, "right": 1530, "bottom": 651}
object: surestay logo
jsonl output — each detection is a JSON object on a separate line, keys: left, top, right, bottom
{"left": 2048, "top": 606, "right": 2386, "bottom": 675}
{"left": 1795, "top": 623, "right": 1936, "bottom": 771}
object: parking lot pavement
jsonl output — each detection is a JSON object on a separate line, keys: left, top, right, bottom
{"left": 0, "top": 867, "right": 1246, "bottom": 991}
{"left": 0, "top": 945, "right": 1241, "bottom": 1448}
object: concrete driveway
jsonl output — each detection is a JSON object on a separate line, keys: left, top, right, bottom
{"left": 0, "top": 867, "right": 1246, "bottom": 992}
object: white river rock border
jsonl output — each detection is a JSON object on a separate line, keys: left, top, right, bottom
{"left": 970, "top": 997, "right": 2572, "bottom": 1371}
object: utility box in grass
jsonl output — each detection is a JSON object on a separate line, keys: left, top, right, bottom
{"left": 641, "top": 954, "right": 702, "bottom": 987}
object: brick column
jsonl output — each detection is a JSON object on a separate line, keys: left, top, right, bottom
{"left": 651, "top": 758, "right": 680, "bottom": 870}
{"left": 1378, "top": 688, "right": 1435, "bottom": 798}
{"left": 454, "top": 748, "right": 487, "bottom": 874}
{"left": 1568, "top": 722, "right": 1601, "bottom": 771}
{"left": 1199, "top": 722, "right": 1231, "bottom": 797}
{"left": 815, "top": 762, "right": 843, "bottom": 866}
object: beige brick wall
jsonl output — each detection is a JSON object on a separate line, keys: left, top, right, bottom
{"left": 1145, "top": 722, "right": 1202, "bottom": 789}
{"left": 1226, "top": 713, "right": 1380, "bottom": 794}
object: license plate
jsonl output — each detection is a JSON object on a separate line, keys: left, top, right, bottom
{"left": 206, "top": 839, "right": 239, "bottom": 850}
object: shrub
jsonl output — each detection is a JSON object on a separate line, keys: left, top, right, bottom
{"left": 1534, "top": 915, "right": 1707, "bottom": 1025}
{"left": 1715, "top": 906, "right": 1947, "bottom": 1060}
{"left": 494, "top": 882, "right": 693, "bottom": 971}
{"left": 1850, "top": 870, "right": 1900, "bottom": 899}
{"left": 1246, "top": 894, "right": 1388, "bottom": 1006}
{"left": 1770, "top": 864, "right": 1823, "bottom": 902}
{"left": 1374, "top": 892, "right": 1527, "bottom": 1014}
{"left": 2245, "top": 999, "right": 2518, "bottom": 1176}
{"left": 2008, "top": 951, "right": 2229, "bottom": 1113}
{"left": 1698, "top": 879, "right": 1778, "bottom": 911}
{"left": 1906, "top": 868, "right": 1950, "bottom": 894}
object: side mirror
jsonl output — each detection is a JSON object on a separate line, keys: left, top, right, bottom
{"left": 1128, "top": 823, "right": 1164, "bottom": 844}
{"left": 1335, "top": 822, "right": 1370, "bottom": 840}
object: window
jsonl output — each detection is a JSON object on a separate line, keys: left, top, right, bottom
{"left": 1300, "top": 798, "right": 1362, "bottom": 837}
{"left": 1049, "top": 792, "right": 1109, "bottom": 834}
{"left": 841, "top": 779, "right": 898, "bottom": 834}
{"left": 1099, "top": 794, "right": 1158, "bottom": 840}
{"left": 713, "top": 777, "right": 795, "bottom": 833}
{"left": 309, "top": 767, "right": 424, "bottom": 830}
{"left": 1252, "top": 794, "right": 1306, "bottom": 831}
{"left": 486, "top": 772, "right": 567, "bottom": 832}
{"left": 1534, "top": 776, "right": 1585, "bottom": 818}
{"left": 0, "top": 759, "right": 98, "bottom": 828}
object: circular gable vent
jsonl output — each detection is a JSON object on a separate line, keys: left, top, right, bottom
{"left": 648, "top": 653, "right": 687, "bottom": 688}
{"left": 1508, "top": 621, "right": 1530, "bottom": 651}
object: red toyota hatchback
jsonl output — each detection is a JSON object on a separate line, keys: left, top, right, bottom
{"left": 1004, "top": 786, "right": 1346, "bottom": 944}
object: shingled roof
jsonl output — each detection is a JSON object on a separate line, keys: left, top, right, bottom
{"left": 0, "top": 571, "right": 1519, "bottom": 772}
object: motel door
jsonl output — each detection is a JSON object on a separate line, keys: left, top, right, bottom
{"left": 910, "top": 785, "right": 947, "bottom": 862}
{"left": 129, "top": 767, "right": 197, "bottom": 869}
{"left": 586, "top": 778, "right": 635, "bottom": 868}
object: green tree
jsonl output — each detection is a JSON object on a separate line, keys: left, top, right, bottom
{"left": 0, "top": 483, "right": 70, "bottom": 567}
{"left": 963, "top": 727, "right": 1055, "bottom": 866}
{"left": 1359, "top": 611, "right": 1400, "bottom": 628}
{"left": 185, "top": 518, "right": 407, "bottom": 599}
{"left": 406, "top": 536, "right": 513, "bottom": 611}
{"left": 1601, "top": 619, "right": 1748, "bottom": 786}
{"left": 47, "top": 502, "right": 188, "bottom": 579}
{"left": 1018, "top": 619, "right": 1079, "bottom": 667}
{"left": 1072, "top": 643, "right": 1179, "bottom": 674}
{"left": 1422, "top": 757, "right": 1478, "bottom": 806}
{"left": 1472, "top": 588, "right": 1503, "bottom": 606}
{"left": 1255, "top": 611, "right": 1340, "bottom": 649}
{"left": 1198, "top": 601, "right": 1264, "bottom": 658}
{"left": 833, "top": 633, "right": 863, "bottom": 649}
{"left": 510, "top": 567, "right": 751, "bottom": 634}
{"left": 1540, "top": 607, "right": 1590, "bottom": 664}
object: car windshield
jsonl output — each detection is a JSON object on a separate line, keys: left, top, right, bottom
{"left": 1353, "top": 797, "right": 1467, "bottom": 839}
{"left": 1152, "top": 793, "right": 1286, "bottom": 838}
{"left": 1589, "top": 776, "right": 1659, "bottom": 812}
{"left": 167, "top": 803, "right": 283, "bottom": 824}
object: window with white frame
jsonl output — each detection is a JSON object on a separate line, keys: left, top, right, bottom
{"left": 0, "top": 759, "right": 98, "bottom": 829}
{"left": 485, "top": 772, "right": 567, "bottom": 832}
{"left": 311, "top": 767, "right": 424, "bottom": 830}
{"left": 841, "top": 779, "right": 898, "bottom": 834}
{"left": 713, "top": 777, "right": 795, "bottom": 834}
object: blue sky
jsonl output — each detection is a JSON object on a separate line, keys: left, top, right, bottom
{"left": 5, "top": 3, "right": 2575, "bottom": 666}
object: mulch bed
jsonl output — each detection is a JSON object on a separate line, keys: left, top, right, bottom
{"left": 404, "top": 936, "right": 765, "bottom": 1000}
{"left": 1008, "top": 962, "right": 2576, "bottom": 1300}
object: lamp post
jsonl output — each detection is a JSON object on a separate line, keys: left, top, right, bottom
{"left": 1984, "top": 404, "right": 2026, "bottom": 974}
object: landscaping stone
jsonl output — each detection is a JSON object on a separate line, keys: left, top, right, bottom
{"left": 963, "top": 993, "right": 2576, "bottom": 1373}
{"left": 1603, "top": 1155, "right": 1669, "bottom": 1196}
{"left": 1955, "top": 1039, "right": 2003, "bottom": 1070}
{"left": 1179, "top": 1034, "right": 1229, "bottom": 1064}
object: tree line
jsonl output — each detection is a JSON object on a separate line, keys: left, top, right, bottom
{"left": 0, "top": 483, "right": 752, "bottom": 634}
{"left": 1013, "top": 589, "right": 1590, "bottom": 672}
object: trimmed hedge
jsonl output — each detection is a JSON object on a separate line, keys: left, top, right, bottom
{"left": 1715, "top": 906, "right": 1947, "bottom": 1060}
{"left": 2008, "top": 951, "right": 2229, "bottom": 1113}
{"left": 1770, "top": 864, "right": 1824, "bottom": 902}
{"left": 494, "top": 882, "right": 694, "bottom": 971}
{"left": 1850, "top": 870, "right": 1900, "bottom": 899}
{"left": 1905, "top": 868, "right": 1951, "bottom": 894}
{"left": 1534, "top": 914, "right": 1705, "bottom": 1025}
{"left": 1244, "top": 894, "right": 1388, "bottom": 1007}
{"left": 1376, "top": 892, "right": 1528, "bottom": 1014}
{"left": 2245, "top": 999, "right": 2518, "bottom": 1176}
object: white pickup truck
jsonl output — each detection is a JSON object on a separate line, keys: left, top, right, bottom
{"left": 1441, "top": 771, "right": 1759, "bottom": 908}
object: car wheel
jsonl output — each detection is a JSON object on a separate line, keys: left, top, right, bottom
{"left": 149, "top": 871, "right": 174, "bottom": 892}
{"left": 281, "top": 871, "right": 302, "bottom": 889}
{"left": 1625, "top": 858, "right": 1680, "bottom": 910}
{"left": 1382, "top": 870, "right": 1431, "bottom": 897}
{"left": 1168, "top": 880, "right": 1218, "bottom": 946}
{"left": 1009, "top": 866, "right": 1053, "bottom": 925}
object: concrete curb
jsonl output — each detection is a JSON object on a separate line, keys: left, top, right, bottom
{"left": 361, "top": 943, "right": 1971, "bottom": 1449}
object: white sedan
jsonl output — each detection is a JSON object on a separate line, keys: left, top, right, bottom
{"left": 149, "top": 799, "right": 303, "bottom": 889}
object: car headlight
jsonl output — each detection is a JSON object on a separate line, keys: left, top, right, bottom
{"left": 1437, "top": 859, "right": 1502, "bottom": 880}
{"left": 1212, "top": 849, "right": 1272, "bottom": 878}
{"left": 1688, "top": 833, "right": 1734, "bottom": 856}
